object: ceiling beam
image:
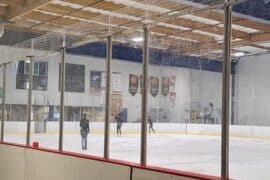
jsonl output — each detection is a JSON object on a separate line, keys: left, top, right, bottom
{"left": 0, "top": 6, "right": 8, "bottom": 20}
{"left": 181, "top": 32, "right": 270, "bottom": 55}
{"left": 232, "top": 32, "right": 270, "bottom": 47}
{"left": 197, "top": 11, "right": 270, "bottom": 33}
{"left": 1, "top": 0, "right": 25, "bottom": 6}
{"left": 0, "top": 0, "right": 8, "bottom": 5}
{"left": 24, "top": 4, "right": 218, "bottom": 43}
{"left": 249, "top": 44, "right": 270, "bottom": 51}
{"left": 167, "top": 18, "right": 249, "bottom": 40}
{"left": 7, "top": 0, "right": 53, "bottom": 21}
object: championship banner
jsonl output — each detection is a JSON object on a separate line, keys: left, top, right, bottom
{"left": 101, "top": 72, "right": 106, "bottom": 89}
{"left": 129, "top": 74, "right": 138, "bottom": 96}
{"left": 139, "top": 75, "right": 149, "bottom": 94}
{"left": 140, "top": 75, "right": 143, "bottom": 94}
{"left": 90, "top": 71, "right": 102, "bottom": 89}
{"left": 112, "top": 72, "right": 122, "bottom": 93}
{"left": 150, "top": 76, "right": 159, "bottom": 97}
{"left": 170, "top": 75, "right": 176, "bottom": 92}
{"left": 170, "top": 92, "right": 176, "bottom": 107}
{"left": 161, "top": 77, "right": 170, "bottom": 96}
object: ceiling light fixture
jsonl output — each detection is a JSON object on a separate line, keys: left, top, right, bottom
{"left": 132, "top": 37, "right": 143, "bottom": 42}
{"left": 0, "top": 23, "right": 5, "bottom": 37}
{"left": 233, "top": 52, "right": 245, "bottom": 57}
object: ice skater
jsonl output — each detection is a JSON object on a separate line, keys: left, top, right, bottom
{"left": 203, "top": 102, "right": 214, "bottom": 124}
{"left": 148, "top": 116, "right": 155, "bottom": 133}
{"left": 80, "top": 113, "right": 89, "bottom": 150}
{"left": 115, "top": 112, "right": 122, "bottom": 135}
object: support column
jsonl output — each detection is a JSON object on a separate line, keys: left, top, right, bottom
{"left": 221, "top": 1, "right": 232, "bottom": 179}
{"left": 1, "top": 63, "right": 6, "bottom": 141}
{"left": 59, "top": 47, "right": 65, "bottom": 151}
{"left": 26, "top": 56, "right": 33, "bottom": 146}
{"left": 140, "top": 25, "right": 149, "bottom": 165}
{"left": 104, "top": 36, "right": 112, "bottom": 159}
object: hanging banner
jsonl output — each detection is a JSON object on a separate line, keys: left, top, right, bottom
{"left": 101, "top": 72, "right": 106, "bottom": 89}
{"left": 162, "top": 77, "right": 170, "bottom": 96}
{"left": 170, "top": 75, "right": 176, "bottom": 92}
{"left": 112, "top": 72, "right": 122, "bottom": 93}
{"left": 129, "top": 74, "right": 138, "bottom": 96}
{"left": 139, "top": 75, "right": 149, "bottom": 94}
{"left": 111, "top": 94, "right": 123, "bottom": 116}
{"left": 90, "top": 71, "right": 102, "bottom": 89}
{"left": 170, "top": 92, "right": 176, "bottom": 107}
{"left": 150, "top": 76, "right": 159, "bottom": 97}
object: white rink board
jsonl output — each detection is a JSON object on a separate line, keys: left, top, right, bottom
{"left": 2, "top": 125, "right": 270, "bottom": 179}
{"left": 0, "top": 144, "right": 25, "bottom": 180}
{"left": 0, "top": 144, "right": 130, "bottom": 180}
{"left": 0, "top": 144, "right": 203, "bottom": 180}
{"left": 132, "top": 168, "right": 195, "bottom": 180}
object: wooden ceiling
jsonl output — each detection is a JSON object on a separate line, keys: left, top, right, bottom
{"left": 0, "top": 0, "right": 270, "bottom": 59}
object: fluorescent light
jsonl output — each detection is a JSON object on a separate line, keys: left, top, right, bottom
{"left": 233, "top": 52, "right": 245, "bottom": 57}
{"left": 0, "top": 23, "right": 5, "bottom": 37}
{"left": 132, "top": 37, "right": 143, "bottom": 42}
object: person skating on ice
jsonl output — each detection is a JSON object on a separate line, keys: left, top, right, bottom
{"left": 80, "top": 113, "right": 89, "bottom": 150}
{"left": 115, "top": 112, "right": 122, "bottom": 135}
{"left": 148, "top": 116, "right": 155, "bottom": 133}
{"left": 203, "top": 102, "right": 214, "bottom": 124}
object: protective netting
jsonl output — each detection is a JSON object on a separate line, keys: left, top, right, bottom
{"left": 0, "top": 0, "right": 270, "bottom": 179}
{"left": 229, "top": 2, "right": 270, "bottom": 179}
{"left": 0, "top": 0, "right": 242, "bottom": 63}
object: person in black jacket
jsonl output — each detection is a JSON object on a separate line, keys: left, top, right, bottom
{"left": 203, "top": 103, "right": 214, "bottom": 124}
{"left": 148, "top": 116, "right": 155, "bottom": 133}
{"left": 115, "top": 112, "right": 122, "bottom": 135}
{"left": 80, "top": 113, "right": 89, "bottom": 150}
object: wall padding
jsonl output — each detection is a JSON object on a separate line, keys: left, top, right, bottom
{"left": 0, "top": 144, "right": 25, "bottom": 180}
{"left": 24, "top": 149, "right": 130, "bottom": 180}
{"left": 132, "top": 168, "right": 195, "bottom": 180}
{"left": 0, "top": 144, "right": 203, "bottom": 180}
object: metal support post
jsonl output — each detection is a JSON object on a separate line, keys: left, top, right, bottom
{"left": 26, "top": 56, "right": 33, "bottom": 146}
{"left": 221, "top": 1, "right": 232, "bottom": 179}
{"left": 140, "top": 25, "right": 149, "bottom": 165}
{"left": 59, "top": 47, "right": 65, "bottom": 151}
{"left": 104, "top": 36, "right": 112, "bottom": 159}
{"left": 1, "top": 63, "right": 7, "bottom": 141}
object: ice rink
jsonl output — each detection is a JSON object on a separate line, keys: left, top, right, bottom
{"left": 4, "top": 127, "right": 270, "bottom": 180}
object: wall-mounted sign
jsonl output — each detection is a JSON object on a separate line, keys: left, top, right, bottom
{"left": 170, "top": 75, "right": 176, "bottom": 92}
{"left": 90, "top": 71, "right": 102, "bottom": 89}
{"left": 170, "top": 92, "right": 176, "bottom": 107}
{"left": 150, "top": 76, "right": 159, "bottom": 97}
{"left": 112, "top": 72, "right": 122, "bottom": 93}
{"left": 162, "top": 77, "right": 170, "bottom": 96}
{"left": 140, "top": 75, "right": 149, "bottom": 94}
{"left": 129, "top": 74, "right": 138, "bottom": 96}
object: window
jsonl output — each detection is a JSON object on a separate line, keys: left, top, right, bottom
{"left": 59, "top": 63, "right": 85, "bottom": 93}
{"left": 16, "top": 61, "right": 48, "bottom": 91}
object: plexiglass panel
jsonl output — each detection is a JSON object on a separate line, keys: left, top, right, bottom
{"left": 110, "top": 33, "right": 142, "bottom": 163}
{"left": 147, "top": 8, "right": 223, "bottom": 176}
{"left": 63, "top": 47, "right": 105, "bottom": 156}
{"left": 30, "top": 54, "right": 61, "bottom": 149}
{"left": 229, "top": 1, "right": 270, "bottom": 179}
{"left": 4, "top": 61, "right": 28, "bottom": 144}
